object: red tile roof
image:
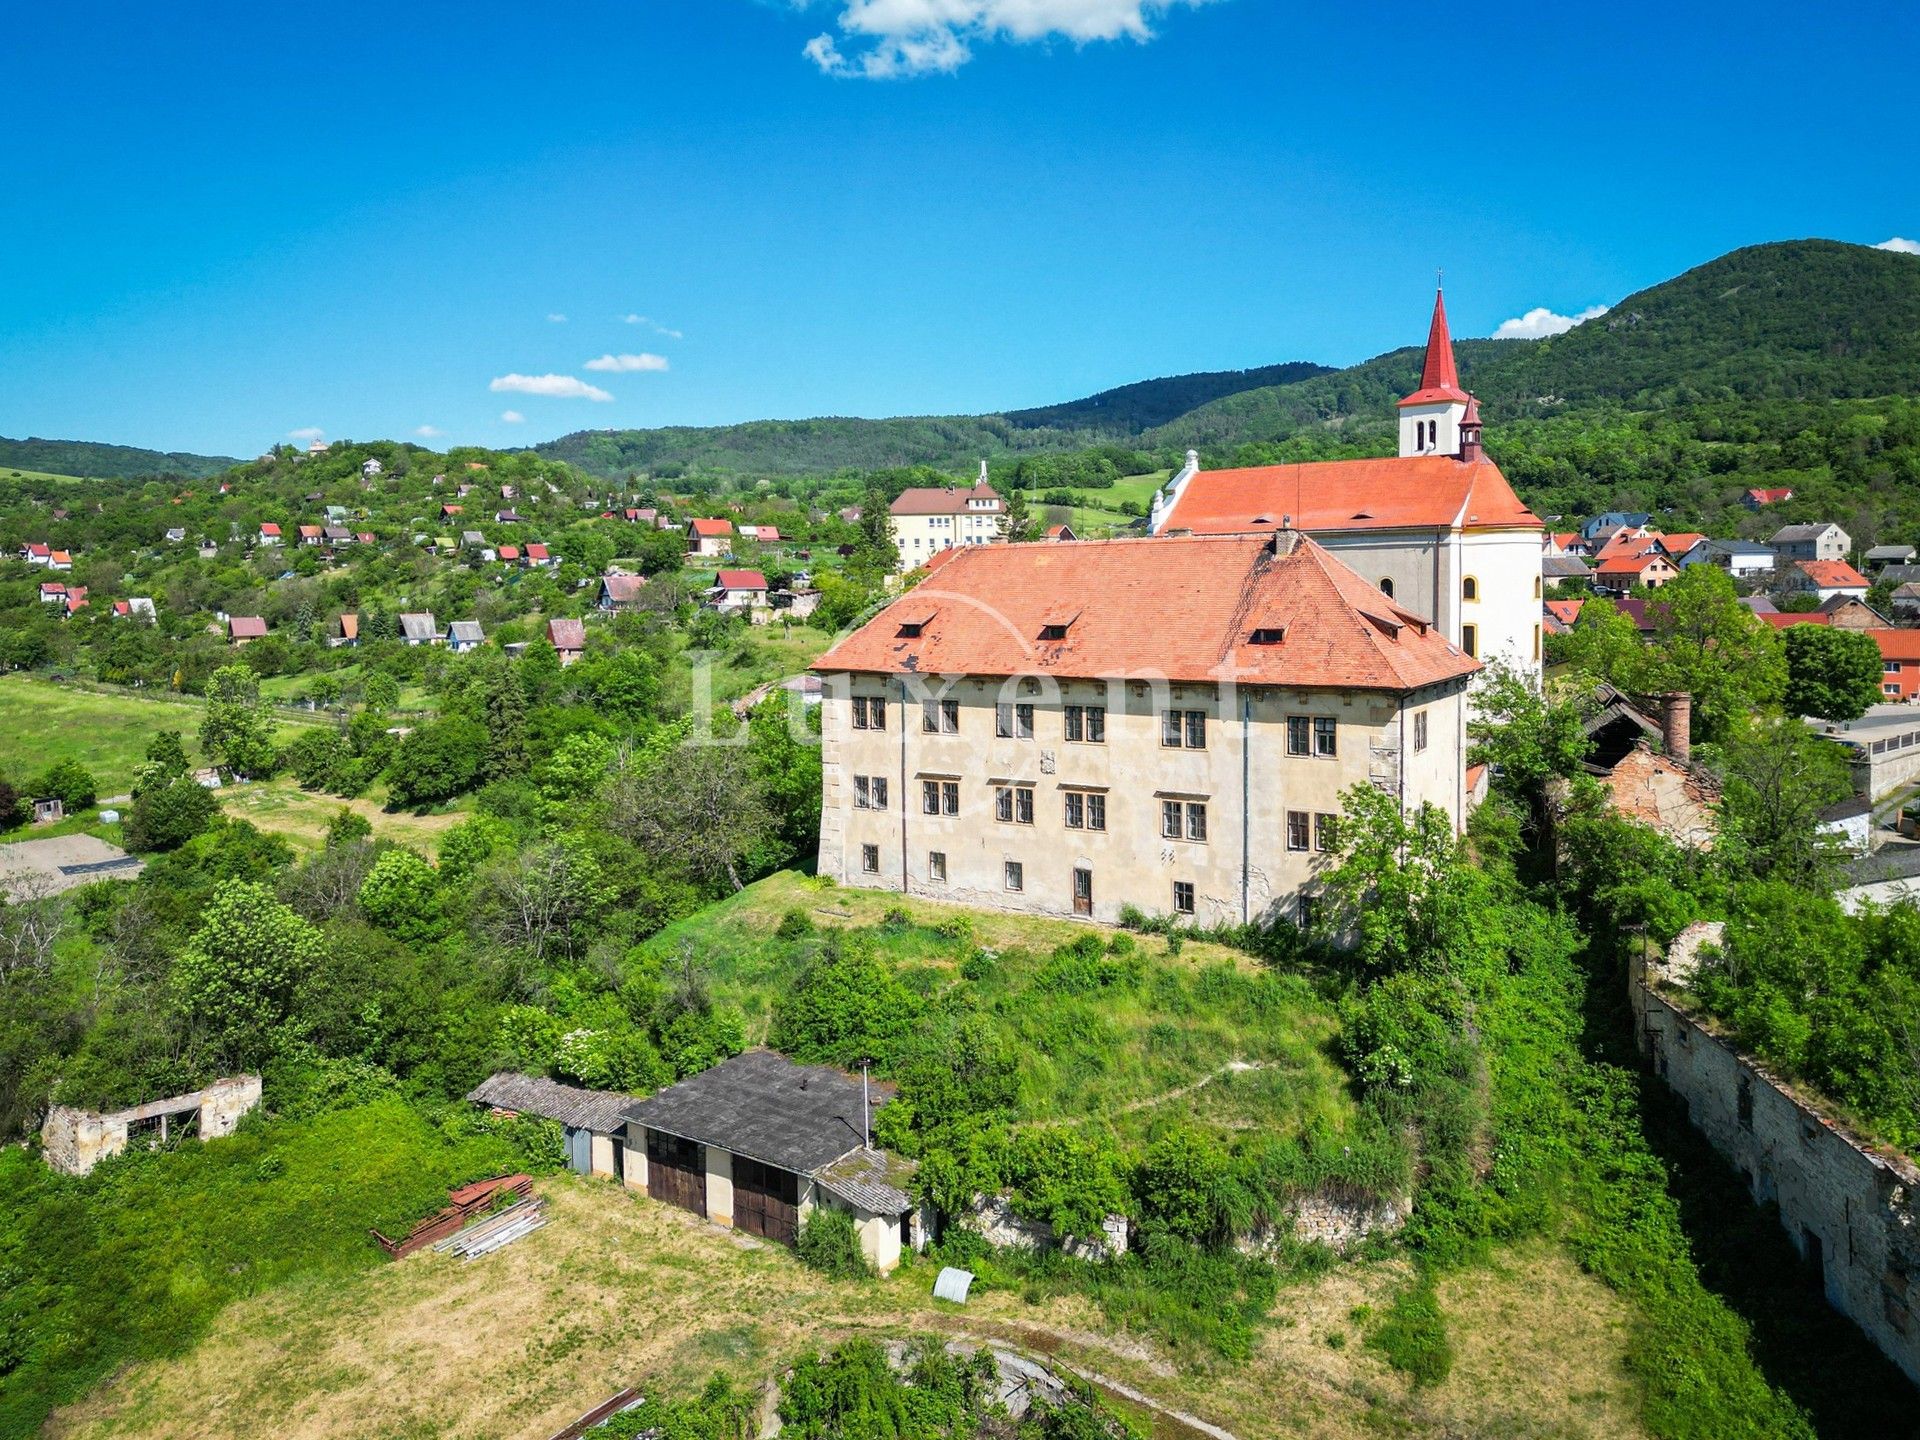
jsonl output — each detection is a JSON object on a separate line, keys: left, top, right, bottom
{"left": 716, "top": 569, "right": 767, "bottom": 590}
{"left": 601, "top": 574, "right": 647, "bottom": 603}
{"left": 1870, "top": 628, "right": 1920, "bottom": 661}
{"left": 547, "top": 618, "right": 586, "bottom": 651}
{"left": 525, "top": 543, "right": 551, "bottom": 561}
{"left": 1746, "top": 487, "right": 1794, "bottom": 505}
{"left": 1161, "top": 456, "right": 1540, "bottom": 536}
{"left": 1398, "top": 289, "right": 1469, "bottom": 408}
{"left": 1594, "top": 554, "right": 1673, "bottom": 576}
{"left": 497, "top": 544, "right": 521, "bottom": 561}
{"left": 1549, "top": 532, "right": 1579, "bottom": 550}
{"left": 690, "top": 517, "right": 733, "bottom": 537}
{"left": 259, "top": 522, "right": 281, "bottom": 536}
{"left": 228, "top": 616, "right": 268, "bottom": 638}
{"left": 1544, "top": 599, "right": 1585, "bottom": 628}
{"left": 1663, "top": 532, "right": 1707, "bottom": 554}
{"left": 815, "top": 533, "right": 1478, "bottom": 692}
{"left": 1795, "top": 559, "right": 1869, "bottom": 588}
{"left": 890, "top": 483, "right": 1003, "bottom": 516}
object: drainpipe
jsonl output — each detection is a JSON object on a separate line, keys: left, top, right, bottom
{"left": 1241, "top": 692, "right": 1252, "bottom": 925}
{"left": 898, "top": 677, "right": 909, "bottom": 895}
{"left": 1398, "top": 694, "right": 1408, "bottom": 820}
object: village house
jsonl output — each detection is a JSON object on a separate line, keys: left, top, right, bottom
{"left": 888, "top": 464, "right": 1007, "bottom": 570}
{"left": 227, "top": 616, "right": 268, "bottom": 645}
{"left": 1892, "top": 582, "right": 1920, "bottom": 622}
{"left": 598, "top": 573, "right": 648, "bottom": 611}
{"left": 257, "top": 522, "right": 282, "bottom": 546}
{"left": 523, "top": 542, "right": 554, "bottom": 568}
{"left": 1871, "top": 630, "right": 1920, "bottom": 701}
{"left": 497, "top": 544, "right": 522, "bottom": 564}
{"left": 1045, "top": 524, "right": 1079, "bottom": 542}
{"left": 164, "top": 526, "right": 186, "bottom": 544}
{"left": 1865, "top": 544, "right": 1917, "bottom": 570}
{"left": 1542, "top": 554, "right": 1592, "bottom": 587}
{"left": 1580, "top": 511, "right": 1652, "bottom": 543}
{"left": 445, "top": 620, "right": 485, "bottom": 653}
{"left": 688, "top": 517, "right": 734, "bottom": 558}
{"left": 1770, "top": 522, "right": 1851, "bottom": 563}
{"left": 813, "top": 531, "right": 1478, "bottom": 929}
{"left": 1591, "top": 550, "right": 1679, "bottom": 595}
{"left": 21, "top": 542, "right": 51, "bottom": 566}
{"left": 48, "top": 550, "right": 72, "bottom": 572}
{"left": 1678, "top": 538, "right": 1776, "bottom": 577}
{"left": 1783, "top": 559, "right": 1870, "bottom": 603}
{"left": 298, "top": 524, "right": 324, "bottom": 546}
{"left": 398, "top": 612, "right": 439, "bottom": 647}
{"left": 619, "top": 1049, "right": 926, "bottom": 1275}
{"left": 61, "top": 587, "right": 88, "bottom": 616}
{"left": 711, "top": 568, "right": 769, "bottom": 617}
{"left": 770, "top": 586, "right": 823, "bottom": 622}
{"left": 1575, "top": 687, "right": 1720, "bottom": 850}
{"left": 1151, "top": 293, "right": 1544, "bottom": 677}
{"left": 329, "top": 613, "right": 360, "bottom": 648}
{"left": 547, "top": 617, "right": 586, "bottom": 666}
{"left": 38, "top": 582, "right": 65, "bottom": 605}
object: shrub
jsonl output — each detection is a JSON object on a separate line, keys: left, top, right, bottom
{"left": 39, "top": 759, "right": 98, "bottom": 810}
{"left": 776, "top": 908, "right": 814, "bottom": 941}
{"left": 121, "top": 774, "right": 218, "bottom": 853}
{"left": 796, "top": 1205, "right": 871, "bottom": 1280}
{"left": 1367, "top": 1276, "right": 1453, "bottom": 1387}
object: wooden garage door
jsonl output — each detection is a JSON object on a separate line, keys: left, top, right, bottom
{"left": 645, "top": 1130, "right": 706, "bottom": 1218}
{"left": 732, "top": 1157, "right": 800, "bottom": 1244}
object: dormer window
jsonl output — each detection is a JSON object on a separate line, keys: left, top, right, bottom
{"left": 1249, "top": 626, "right": 1286, "bottom": 645}
{"left": 1038, "top": 605, "right": 1080, "bottom": 642}
{"left": 896, "top": 606, "right": 936, "bottom": 638}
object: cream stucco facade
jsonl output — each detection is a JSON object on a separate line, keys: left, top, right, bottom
{"left": 816, "top": 674, "right": 1470, "bottom": 928}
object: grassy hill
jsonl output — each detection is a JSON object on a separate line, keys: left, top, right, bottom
{"left": 537, "top": 239, "right": 1920, "bottom": 480}
{"left": 0, "top": 436, "right": 239, "bottom": 481}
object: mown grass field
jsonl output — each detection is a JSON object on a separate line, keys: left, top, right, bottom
{"left": 637, "top": 872, "right": 1355, "bottom": 1145}
{"left": 216, "top": 777, "right": 471, "bottom": 853}
{"left": 0, "top": 468, "right": 92, "bottom": 486}
{"left": 1020, "top": 470, "right": 1167, "bottom": 538}
{"left": 45, "top": 1173, "right": 1647, "bottom": 1440}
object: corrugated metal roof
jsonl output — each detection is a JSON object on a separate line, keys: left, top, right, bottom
{"left": 468, "top": 1072, "right": 637, "bottom": 1133}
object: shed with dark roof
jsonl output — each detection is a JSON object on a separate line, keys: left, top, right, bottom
{"left": 619, "top": 1049, "right": 924, "bottom": 1273}
{"left": 469, "top": 1071, "right": 636, "bottom": 1178}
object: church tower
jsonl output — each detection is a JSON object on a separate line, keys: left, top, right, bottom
{"left": 1397, "top": 287, "right": 1471, "bottom": 458}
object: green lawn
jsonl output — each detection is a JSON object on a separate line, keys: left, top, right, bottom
{"left": 1021, "top": 469, "right": 1168, "bottom": 539}
{"left": 0, "top": 467, "right": 93, "bottom": 485}
{"left": 638, "top": 871, "right": 1358, "bottom": 1146}
{"left": 0, "top": 675, "right": 319, "bottom": 798}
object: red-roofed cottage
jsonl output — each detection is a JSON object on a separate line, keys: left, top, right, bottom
{"left": 813, "top": 531, "right": 1478, "bottom": 930}
{"left": 1151, "top": 291, "right": 1544, "bottom": 678}
{"left": 712, "top": 569, "right": 769, "bottom": 616}
{"left": 1871, "top": 629, "right": 1920, "bottom": 701}
{"left": 1785, "top": 559, "right": 1871, "bottom": 602}
{"left": 688, "top": 517, "right": 734, "bottom": 558}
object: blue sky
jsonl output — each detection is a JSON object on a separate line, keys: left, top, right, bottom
{"left": 3, "top": 0, "right": 1916, "bottom": 457}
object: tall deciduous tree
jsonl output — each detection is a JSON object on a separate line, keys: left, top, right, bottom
{"left": 171, "top": 882, "right": 326, "bottom": 1065}
{"left": 198, "top": 664, "right": 278, "bottom": 778}
{"left": 1783, "top": 625, "right": 1884, "bottom": 722}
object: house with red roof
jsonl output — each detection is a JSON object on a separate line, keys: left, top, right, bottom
{"left": 712, "top": 569, "right": 769, "bottom": 617}
{"left": 1744, "top": 487, "right": 1795, "bottom": 509}
{"left": 1784, "top": 559, "right": 1871, "bottom": 603}
{"left": 523, "top": 542, "right": 553, "bottom": 567}
{"left": 688, "top": 517, "right": 734, "bottom": 558}
{"left": 1151, "top": 291, "right": 1544, "bottom": 678}
{"left": 257, "top": 522, "right": 282, "bottom": 546}
{"left": 598, "top": 574, "right": 648, "bottom": 611}
{"left": 62, "top": 587, "right": 88, "bottom": 616}
{"left": 497, "top": 544, "right": 522, "bottom": 564}
{"left": 228, "top": 616, "right": 268, "bottom": 645}
{"left": 48, "top": 550, "right": 72, "bottom": 572}
{"left": 546, "top": 618, "right": 586, "bottom": 666}
{"left": 887, "top": 462, "right": 1006, "bottom": 570}
{"left": 21, "top": 542, "right": 52, "bottom": 566}
{"left": 39, "top": 581, "right": 66, "bottom": 604}
{"left": 1592, "top": 551, "right": 1680, "bottom": 595}
{"left": 1870, "top": 629, "right": 1920, "bottom": 701}
{"left": 813, "top": 531, "right": 1478, "bottom": 930}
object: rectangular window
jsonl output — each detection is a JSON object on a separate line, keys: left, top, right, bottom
{"left": 860, "top": 843, "right": 879, "bottom": 874}
{"left": 1015, "top": 786, "right": 1034, "bottom": 824}
{"left": 929, "top": 850, "right": 947, "bottom": 882}
{"left": 1314, "top": 717, "right": 1337, "bottom": 757}
{"left": 941, "top": 781, "right": 958, "bottom": 815}
{"left": 1186, "top": 802, "right": 1208, "bottom": 843}
{"left": 922, "top": 698, "right": 959, "bottom": 734}
{"left": 1063, "top": 704, "right": 1106, "bottom": 743}
{"left": 995, "top": 702, "right": 1034, "bottom": 739}
{"left": 1004, "top": 860, "right": 1024, "bottom": 892}
{"left": 854, "top": 776, "right": 871, "bottom": 809}
{"left": 1461, "top": 623, "right": 1478, "bottom": 659}
{"left": 852, "top": 696, "right": 870, "bottom": 730}
{"left": 871, "top": 777, "right": 888, "bottom": 810}
{"left": 1064, "top": 792, "right": 1084, "bottom": 829}
{"left": 1163, "top": 709, "right": 1206, "bottom": 748}
{"left": 1298, "top": 895, "right": 1316, "bottom": 930}
{"left": 1173, "top": 881, "right": 1196, "bottom": 915}
{"left": 1413, "top": 710, "right": 1428, "bottom": 753}
{"left": 1161, "top": 800, "right": 1183, "bottom": 840}
{"left": 1287, "top": 811, "right": 1310, "bottom": 850}
{"left": 1314, "top": 813, "right": 1337, "bottom": 852}
{"left": 996, "top": 786, "right": 1013, "bottom": 822}
{"left": 1086, "top": 793, "right": 1106, "bottom": 832}
{"left": 1287, "top": 715, "right": 1310, "bottom": 756}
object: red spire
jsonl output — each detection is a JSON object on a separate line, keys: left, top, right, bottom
{"left": 1398, "top": 287, "right": 1470, "bottom": 408}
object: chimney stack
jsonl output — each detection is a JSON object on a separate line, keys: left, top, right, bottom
{"left": 1660, "top": 692, "right": 1692, "bottom": 763}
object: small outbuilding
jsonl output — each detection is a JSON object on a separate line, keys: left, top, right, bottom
{"left": 468, "top": 1072, "right": 637, "bottom": 1179}
{"left": 620, "top": 1049, "right": 926, "bottom": 1274}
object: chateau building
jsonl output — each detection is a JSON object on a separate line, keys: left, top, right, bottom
{"left": 813, "top": 531, "right": 1477, "bottom": 928}
{"left": 1150, "top": 292, "right": 1545, "bottom": 677}
{"left": 887, "top": 463, "right": 1006, "bottom": 569}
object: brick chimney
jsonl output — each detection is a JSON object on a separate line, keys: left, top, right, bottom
{"left": 1660, "top": 692, "right": 1692, "bottom": 763}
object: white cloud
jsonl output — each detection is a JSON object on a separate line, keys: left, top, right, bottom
{"left": 288, "top": 426, "right": 325, "bottom": 441}
{"left": 1492, "top": 303, "right": 1610, "bottom": 341}
{"left": 1875, "top": 237, "right": 1920, "bottom": 255}
{"left": 800, "top": 0, "right": 1213, "bottom": 78}
{"left": 500, "top": 410, "right": 526, "bottom": 424}
{"left": 624, "top": 313, "right": 684, "bottom": 338}
{"left": 547, "top": 312, "right": 569, "bottom": 322}
{"left": 414, "top": 424, "right": 445, "bottom": 439}
{"left": 489, "top": 373, "right": 615, "bottom": 401}
{"left": 584, "top": 352, "right": 671, "bottom": 373}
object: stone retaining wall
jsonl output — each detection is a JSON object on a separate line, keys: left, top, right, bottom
{"left": 1633, "top": 922, "right": 1920, "bottom": 1387}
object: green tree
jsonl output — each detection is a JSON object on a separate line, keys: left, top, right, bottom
{"left": 171, "top": 881, "right": 326, "bottom": 1065}
{"left": 1783, "top": 625, "right": 1883, "bottom": 722}
{"left": 122, "top": 775, "right": 218, "bottom": 852}
{"left": 1002, "top": 485, "right": 1037, "bottom": 543}
{"left": 1643, "top": 565, "right": 1786, "bottom": 743}
{"left": 38, "top": 760, "right": 98, "bottom": 811}
{"left": 385, "top": 717, "right": 489, "bottom": 807}
{"left": 362, "top": 671, "right": 400, "bottom": 713}
{"left": 198, "top": 664, "right": 278, "bottom": 777}
{"left": 1711, "top": 719, "right": 1856, "bottom": 884}
{"left": 1466, "top": 665, "right": 1592, "bottom": 793}
{"left": 478, "top": 659, "right": 529, "bottom": 777}
{"left": 356, "top": 849, "right": 441, "bottom": 942}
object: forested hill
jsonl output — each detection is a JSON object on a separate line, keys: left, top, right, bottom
{"left": 0, "top": 436, "right": 240, "bottom": 481}
{"left": 539, "top": 239, "right": 1920, "bottom": 479}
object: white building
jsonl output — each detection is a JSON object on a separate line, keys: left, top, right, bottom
{"left": 888, "top": 463, "right": 1006, "bottom": 570}
{"left": 1150, "top": 291, "right": 1544, "bottom": 678}
{"left": 1678, "top": 538, "right": 1776, "bottom": 578}
{"left": 1770, "top": 523, "right": 1850, "bottom": 563}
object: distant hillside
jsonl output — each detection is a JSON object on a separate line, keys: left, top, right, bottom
{"left": 543, "top": 239, "right": 1920, "bottom": 480}
{"left": 0, "top": 436, "right": 239, "bottom": 481}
